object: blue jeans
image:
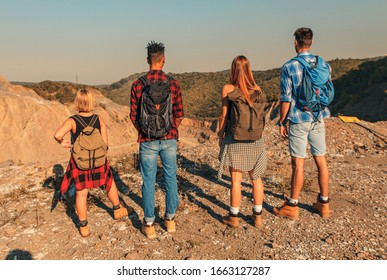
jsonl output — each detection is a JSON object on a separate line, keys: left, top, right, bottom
{"left": 139, "top": 139, "right": 179, "bottom": 224}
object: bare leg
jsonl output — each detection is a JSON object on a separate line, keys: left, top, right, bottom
{"left": 222, "top": 167, "right": 243, "bottom": 227}
{"left": 290, "top": 157, "right": 305, "bottom": 200}
{"left": 76, "top": 189, "right": 89, "bottom": 222}
{"left": 313, "top": 155, "right": 329, "bottom": 197}
{"left": 107, "top": 181, "right": 120, "bottom": 206}
{"left": 229, "top": 167, "right": 242, "bottom": 207}
{"left": 249, "top": 172, "right": 264, "bottom": 206}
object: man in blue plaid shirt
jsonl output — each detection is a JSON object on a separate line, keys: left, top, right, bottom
{"left": 274, "top": 27, "right": 332, "bottom": 220}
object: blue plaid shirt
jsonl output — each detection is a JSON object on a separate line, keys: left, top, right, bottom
{"left": 280, "top": 52, "right": 332, "bottom": 124}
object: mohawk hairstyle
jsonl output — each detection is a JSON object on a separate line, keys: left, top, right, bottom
{"left": 146, "top": 41, "right": 165, "bottom": 64}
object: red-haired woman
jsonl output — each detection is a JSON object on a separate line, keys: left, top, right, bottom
{"left": 218, "top": 55, "right": 267, "bottom": 228}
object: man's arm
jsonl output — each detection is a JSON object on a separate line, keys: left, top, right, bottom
{"left": 279, "top": 64, "right": 292, "bottom": 137}
{"left": 172, "top": 80, "right": 184, "bottom": 127}
{"left": 174, "top": 117, "right": 183, "bottom": 128}
{"left": 131, "top": 120, "right": 140, "bottom": 132}
{"left": 130, "top": 81, "right": 141, "bottom": 132}
{"left": 279, "top": 101, "right": 290, "bottom": 137}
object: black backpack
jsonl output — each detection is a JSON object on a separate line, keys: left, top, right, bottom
{"left": 227, "top": 89, "right": 266, "bottom": 141}
{"left": 138, "top": 76, "right": 173, "bottom": 138}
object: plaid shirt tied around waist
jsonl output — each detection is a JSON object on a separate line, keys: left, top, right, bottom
{"left": 60, "top": 156, "right": 113, "bottom": 194}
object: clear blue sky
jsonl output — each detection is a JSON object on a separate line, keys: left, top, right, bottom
{"left": 1, "top": 0, "right": 386, "bottom": 85}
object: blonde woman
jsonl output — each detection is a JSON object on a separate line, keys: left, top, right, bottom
{"left": 218, "top": 55, "right": 267, "bottom": 228}
{"left": 54, "top": 89, "right": 132, "bottom": 237}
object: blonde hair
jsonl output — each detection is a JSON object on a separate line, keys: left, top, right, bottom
{"left": 230, "top": 55, "right": 261, "bottom": 107}
{"left": 74, "top": 89, "right": 94, "bottom": 112}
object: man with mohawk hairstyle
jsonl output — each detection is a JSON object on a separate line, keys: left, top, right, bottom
{"left": 130, "top": 41, "right": 184, "bottom": 239}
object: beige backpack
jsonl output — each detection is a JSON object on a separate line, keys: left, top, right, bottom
{"left": 71, "top": 115, "right": 107, "bottom": 170}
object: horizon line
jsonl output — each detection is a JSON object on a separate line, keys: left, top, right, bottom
{"left": 8, "top": 55, "right": 383, "bottom": 86}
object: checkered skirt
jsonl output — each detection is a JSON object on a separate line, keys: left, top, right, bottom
{"left": 218, "top": 135, "right": 267, "bottom": 180}
{"left": 60, "top": 156, "right": 113, "bottom": 194}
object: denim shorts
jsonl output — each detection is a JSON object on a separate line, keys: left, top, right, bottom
{"left": 288, "top": 119, "right": 326, "bottom": 158}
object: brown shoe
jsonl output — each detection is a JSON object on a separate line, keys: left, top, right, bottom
{"left": 222, "top": 213, "right": 239, "bottom": 228}
{"left": 79, "top": 224, "right": 91, "bottom": 237}
{"left": 141, "top": 223, "right": 156, "bottom": 239}
{"left": 164, "top": 217, "right": 176, "bottom": 233}
{"left": 114, "top": 203, "right": 133, "bottom": 220}
{"left": 313, "top": 196, "right": 331, "bottom": 218}
{"left": 252, "top": 211, "right": 263, "bottom": 228}
{"left": 273, "top": 199, "right": 299, "bottom": 220}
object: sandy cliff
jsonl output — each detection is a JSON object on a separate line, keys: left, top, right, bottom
{"left": 0, "top": 76, "right": 137, "bottom": 164}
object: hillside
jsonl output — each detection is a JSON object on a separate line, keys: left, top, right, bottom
{"left": 330, "top": 57, "right": 387, "bottom": 121}
{"left": 14, "top": 57, "right": 385, "bottom": 121}
{"left": 13, "top": 80, "right": 97, "bottom": 104}
{"left": 96, "top": 57, "right": 384, "bottom": 121}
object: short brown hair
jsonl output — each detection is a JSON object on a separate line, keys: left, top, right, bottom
{"left": 74, "top": 89, "right": 94, "bottom": 112}
{"left": 294, "top": 27, "right": 313, "bottom": 48}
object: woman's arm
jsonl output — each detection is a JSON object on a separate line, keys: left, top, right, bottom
{"left": 218, "top": 84, "right": 235, "bottom": 146}
{"left": 54, "top": 118, "right": 74, "bottom": 148}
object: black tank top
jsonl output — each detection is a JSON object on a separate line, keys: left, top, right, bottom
{"left": 70, "top": 114, "right": 101, "bottom": 144}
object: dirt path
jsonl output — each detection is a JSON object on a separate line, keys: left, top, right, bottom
{"left": 0, "top": 119, "right": 386, "bottom": 260}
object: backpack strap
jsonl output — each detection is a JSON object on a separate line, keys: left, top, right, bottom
{"left": 72, "top": 114, "right": 88, "bottom": 128}
{"left": 139, "top": 75, "right": 173, "bottom": 86}
{"left": 88, "top": 114, "right": 99, "bottom": 128}
{"left": 293, "top": 56, "right": 319, "bottom": 69}
{"left": 164, "top": 75, "right": 173, "bottom": 85}
{"left": 292, "top": 56, "right": 310, "bottom": 68}
{"left": 139, "top": 76, "right": 151, "bottom": 86}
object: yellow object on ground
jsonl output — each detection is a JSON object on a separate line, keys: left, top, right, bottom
{"left": 338, "top": 116, "right": 361, "bottom": 123}
{"left": 338, "top": 115, "right": 387, "bottom": 143}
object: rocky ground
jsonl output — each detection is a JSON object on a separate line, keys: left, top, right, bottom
{"left": 0, "top": 117, "right": 386, "bottom": 260}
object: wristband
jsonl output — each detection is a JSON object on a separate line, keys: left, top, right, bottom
{"left": 277, "top": 121, "right": 286, "bottom": 127}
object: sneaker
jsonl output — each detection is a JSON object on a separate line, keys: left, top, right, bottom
{"left": 79, "top": 224, "right": 91, "bottom": 237}
{"left": 273, "top": 199, "right": 299, "bottom": 220}
{"left": 164, "top": 217, "right": 176, "bottom": 233}
{"left": 113, "top": 203, "right": 133, "bottom": 220}
{"left": 312, "top": 195, "right": 331, "bottom": 218}
{"left": 141, "top": 223, "right": 156, "bottom": 239}
{"left": 252, "top": 210, "right": 263, "bottom": 228}
{"left": 222, "top": 213, "right": 239, "bottom": 228}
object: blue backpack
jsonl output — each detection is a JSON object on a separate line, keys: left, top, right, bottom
{"left": 292, "top": 56, "right": 334, "bottom": 115}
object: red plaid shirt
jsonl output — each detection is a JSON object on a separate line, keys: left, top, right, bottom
{"left": 130, "top": 70, "right": 184, "bottom": 143}
{"left": 60, "top": 156, "right": 113, "bottom": 194}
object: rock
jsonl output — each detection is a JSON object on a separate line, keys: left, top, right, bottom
{"left": 0, "top": 160, "right": 14, "bottom": 168}
{"left": 5, "top": 228, "right": 16, "bottom": 235}
{"left": 124, "top": 253, "right": 139, "bottom": 260}
{"left": 325, "top": 238, "right": 333, "bottom": 245}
